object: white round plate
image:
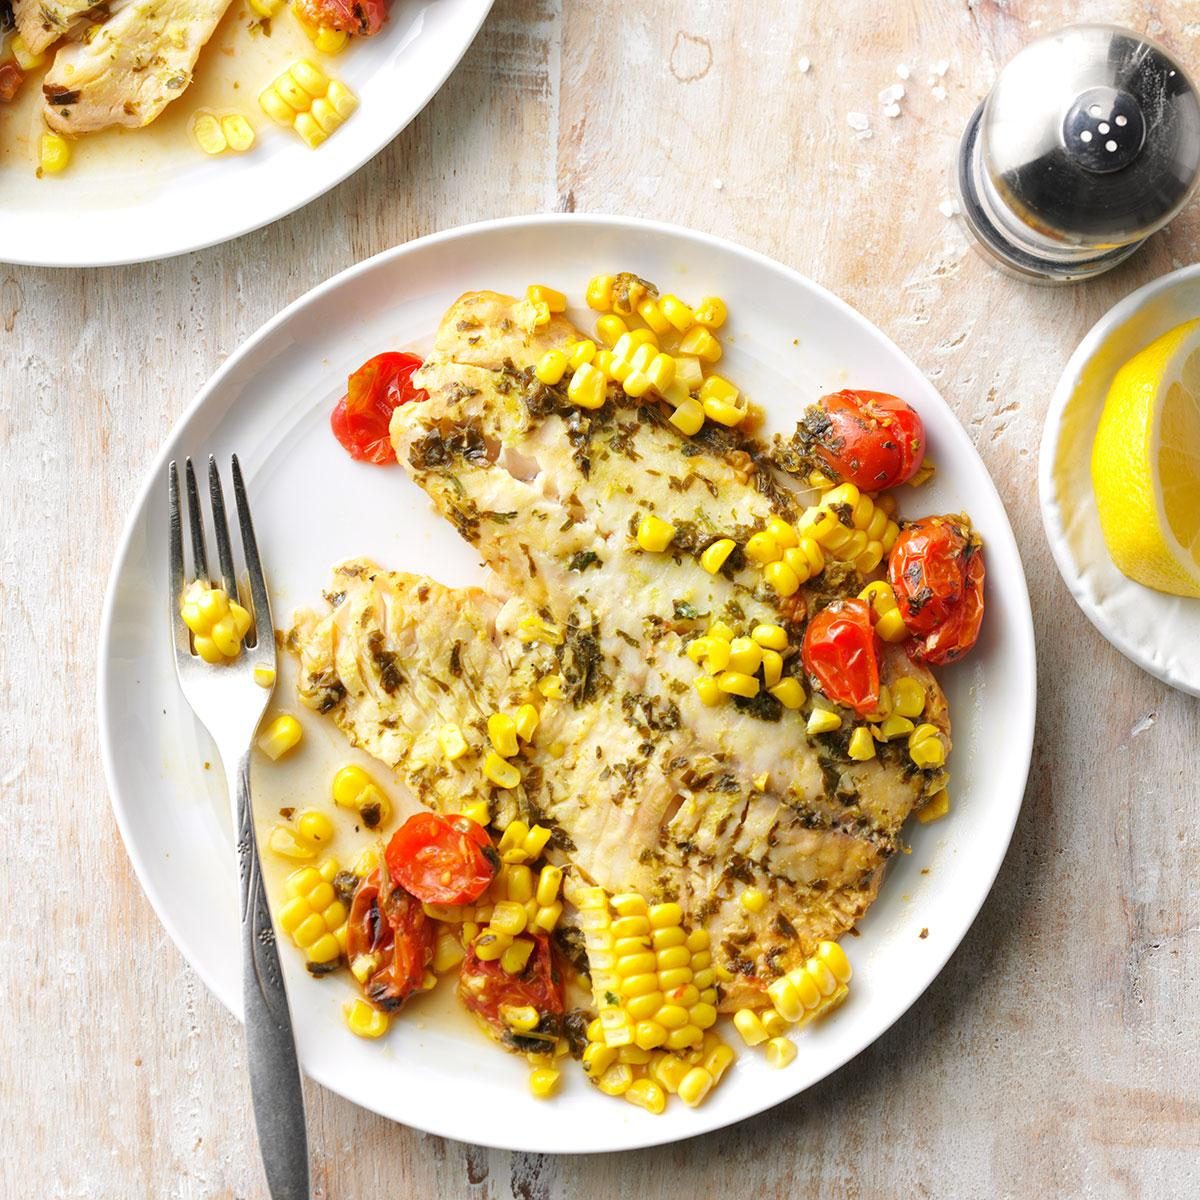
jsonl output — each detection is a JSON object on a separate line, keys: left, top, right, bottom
{"left": 1040, "top": 264, "right": 1200, "bottom": 697}
{"left": 0, "top": 0, "right": 491, "bottom": 268}
{"left": 99, "top": 214, "right": 1036, "bottom": 1152}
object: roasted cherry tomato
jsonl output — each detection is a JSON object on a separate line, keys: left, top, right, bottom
{"left": 458, "top": 933, "right": 564, "bottom": 1051}
{"left": 801, "top": 389, "right": 926, "bottom": 490}
{"left": 801, "top": 597, "right": 881, "bottom": 717}
{"left": 330, "top": 351, "right": 427, "bottom": 465}
{"left": 0, "top": 61, "right": 24, "bottom": 104}
{"left": 887, "top": 515, "right": 985, "bottom": 665}
{"left": 293, "top": 0, "right": 388, "bottom": 35}
{"left": 384, "top": 813, "right": 499, "bottom": 906}
{"left": 346, "top": 869, "right": 434, "bottom": 1011}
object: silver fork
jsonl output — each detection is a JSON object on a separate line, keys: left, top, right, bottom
{"left": 169, "top": 455, "right": 310, "bottom": 1200}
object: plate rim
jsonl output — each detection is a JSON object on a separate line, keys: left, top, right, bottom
{"left": 98, "top": 211, "right": 1038, "bottom": 1151}
{"left": 0, "top": 0, "right": 494, "bottom": 269}
{"left": 1037, "top": 261, "right": 1200, "bottom": 699}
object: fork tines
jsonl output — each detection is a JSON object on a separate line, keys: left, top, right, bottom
{"left": 168, "top": 455, "right": 273, "bottom": 659}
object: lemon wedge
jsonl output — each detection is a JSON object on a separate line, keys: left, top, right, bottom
{"left": 1091, "top": 319, "right": 1200, "bottom": 598}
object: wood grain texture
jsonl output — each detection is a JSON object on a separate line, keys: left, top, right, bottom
{"left": 3, "top": 1, "right": 1199, "bottom": 1195}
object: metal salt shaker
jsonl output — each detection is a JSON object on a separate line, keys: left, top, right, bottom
{"left": 958, "top": 24, "right": 1200, "bottom": 282}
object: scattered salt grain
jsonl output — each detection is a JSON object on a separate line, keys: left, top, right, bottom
{"left": 847, "top": 111, "right": 870, "bottom": 131}
{"left": 878, "top": 83, "right": 905, "bottom": 104}
{"left": 798, "top": 56, "right": 811, "bottom": 74}
{"left": 856, "top": 130, "right": 874, "bottom": 141}
{"left": 896, "top": 63, "right": 911, "bottom": 80}
{"left": 713, "top": 178, "right": 724, "bottom": 191}
{"left": 884, "top": 102, "right": 901, "bottom": 118}
{"left": 932, "top": 85, "right": 947, "bottom": 102}
{"left": 937, "top": 197, "right": 959, "bottom": 218}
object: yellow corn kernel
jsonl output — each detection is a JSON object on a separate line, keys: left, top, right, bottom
{"left": 642, "top": 352, "right": 675, "bottom": 393}
{"left": 767, "top": 976, "right": 803, "bottom": 1022}
{"left": 344, "top": 999, "right": 389, "bottom": 1039}
{"left": 505, "top": 865, "right": 534, "bottom": 905}
{"left": 623, "top": 1077, "right": 666, "bottom": 1114}
{"left": 483, "top": 751, "right": 521, "bottom": 789}
{"left": 692, "top": 296, "right": 727, "bottom": 328}
{"left": 533, "top": 902, "right": 562, "bottom": 932}
{"left": 528, "top": 1066, "right": 560, "bottom": 1098}
{"left": 657, "top": 294, "right": 694, "bottom": 333}
{"left": 270, "top": 828, "right": 314, "bottom": 863}
{"left": 698, "top": 636, "right": 732, "bottom": 674}
{"left": 679, "top": 325, "right": 722, "bottom": 363}
{"left": 632, "top": 296, "right": 668, "bottom": 335}
{"left": 490, "top": 900, "right": 528, "bottom": 938}
{"left": 438, "top": 722, "right": 469, "bottom": 761}
{"left": 761, "top": 650, "right": 783, "bottom": 688}
{"left": 526, "top": 283, "right": 566, "bottom": 313}
{"left": 253, "top": 664, "right": 276, "bottom": 688}
{"left": 881, "top": 520, "right": 901, "bottom": 552}
{"left": 249, "top": 0, "right": 283, "bottom": 14}
{"left": 727, "top": 637, "right": 762, "bottom": 675}
{"left": 665, "top": 1025, "right": 703, "bottom": 1051}
{"left": 817, "top": 940, "right": 853, "bottom": 984}
{"left": 718, "top": 671, "right": 759, "bottom": 698}
{"left": 519, "top": 616, "right": 563, "bottom": 647}
{"left": 258, "top": 713, "right": 302, "bottom": 760}
{"left": 636, "top": 514, "right": 676, "bottom": 553}
{"left": 473, "top": 931, "right": 510, "bottom": 962}
{"left": 744, "top": 531, "right": 780, "bottom": 566}
{"left": 259, "top": 88, "right": 294, "bottom": 126}
{"left": 764, "top": 1036, "right": 796, "bottom": 1068}
{"left": 534, "top": 349, "right": 568, "bottom": 385}
{"left": 740, "top": 888, "right": 766, "bottom": 914}
{"left": 702, "top": 393, "right": 746, "bottom": 427}
{"left": 500, "top": 1003, "right": 541, "bottom": 1033}
{"left": 563, "top": 341, "right": 595, "bottom": 373}
{"left": 690, "top": 1002, "right": 718, "bottom": 1030}
{"left": 648, "top": 1053, "right": 686, "bottom": 1094}
{"left": 586, "top": 275, "right": 615, "bottom": 312}
{"left": 11, "top": 34, "right": 44, "bottom": 70}
{"left": 848, "top": 726, "right": 876, "bottom": 761}
{"left": 35, "top": 125, "right": 74, "bottom": 172}
{"left": 297, "top": 809, "right": 335, "bottom": 847}
{"left": 806, "top": 708, "right": 842, "bottom": 735}
{"left": 633, "top": 1020, "right": 668, "bottom": 1050}
{"left": 693, "top": 676, "right": 722, "bottom": 706}
{"left": 677, "top": 1066, "right": 714, "bottom": 1107}
{"left": 699, "top": 538, "right": 736, "bottom": 574}
{"left": 733, "top": 1009, "right": 768, "bottom": 1046}
{"left": 457, "top": 799, "right": 489, "bottom": 829}
{"left": 625, "top": 991, "right": 664, "bottom": 1022}
{"left": 596, "top": 314, "right": 627, "bottom": 347}
{"left": 596, "top": 1063, "right": 635, "bottom": 1096}
{"left": 583, "top": 1041, "right": 617, "bottom": 1076}
{"left": 763, "top": 560, "right": 801, "bottom": 597}
{"left": 908, "top": 724, "right": 946, "bottom": 768}
{"left": 751, "top": 623, "right": 788, "bottom": 651}
{"left": 876, "top": 609, "right": 910, "bottom": 643}
{"left": 879, "top": 713, "right": 915, "bottom": 740}
{"left": 504, "top": 706, "right": 536, "bottom": 749}
{"left": 669, "top": 397, "right": 705, "bottom": 436}
{"left": 330, "top": 764, "right": 391, "bottom": 828}
{"left": 619, "top": 1044, "right": 653, "bottom": 1066}
{"left": 568, "top": 362, "right": 607, "bottom": 409}
{"left": 916, "top": 787, "right": 950, "bottom": 824}
{"left": 890, "top": 677, "right": 927, "bottom": 718}
{"left": 433, "top": 931, "right": 466, "bottom": 973}
{"left": 487, "top": 712, "right": 519, "bottom": 758}
{"left": 759, "top": 1009, "right": 787, "bottom": 1039}
{"left": 908, "top": 457, "right": 936, "bottom": 487}
{"left": 855, "top": 542, "right": 884, "bottom": 574}
{"left": 192, "top": 112, "right": 227, "bottom": 155}
{"left": 313, "top": 25, "right": 349, "bottom": 53}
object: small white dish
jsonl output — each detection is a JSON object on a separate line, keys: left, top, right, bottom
{"left": 1040, "top": 265, "right": 1200, "bottom": 698}
{"left": 98, "top": 214, "right": 1037, "bottom": 1152}
{"left": 0, "top": 0, "right": 492, "bottom": 267}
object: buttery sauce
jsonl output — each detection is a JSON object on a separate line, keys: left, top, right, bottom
{"left": 0, "top": 3, "right": 331, "bottom": 196}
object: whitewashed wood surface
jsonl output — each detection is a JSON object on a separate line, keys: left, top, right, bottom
{"left": 4, "top": 1, "right": 1199, "bottom": 1196}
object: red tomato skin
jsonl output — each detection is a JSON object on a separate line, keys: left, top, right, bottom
{"left": 293, "top": 0, "right": 388, "bottom": 34}
{"left": 331, "top": 351, "right": 426, "bottom": 464}
{"left": 384, "top": 813, "right": 499, "bottom": 906}
{"left": 458, "top": 933, "right": 564, "bottom": 1050}
{"left": 806, "top": 390, "right": 926, "bottom": 490}
{"left": 0, "top": 62, "right": 23, "bottom": 104}
{"left": 347, "top": 870, "right": 434, "bottom": 1011}
{"left": 801, "top": 598, "right": 881, "bottom": 717}
{"left": 887, "top": 516, "right": 986, "bottom": 665}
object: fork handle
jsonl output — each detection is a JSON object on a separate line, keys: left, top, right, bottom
{"left": 237, "top": 752, "right": 311, "bottom": 1200}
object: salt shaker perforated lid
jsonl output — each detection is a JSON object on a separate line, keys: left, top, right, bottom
{"left": 958, "top": 24, "right": 1200, "bottom": 281}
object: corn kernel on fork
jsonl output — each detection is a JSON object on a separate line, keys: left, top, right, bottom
{"left": 168, "top": 455, "right": 310, "bottom": 1200}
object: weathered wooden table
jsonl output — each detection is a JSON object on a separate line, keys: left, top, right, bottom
{"left": 5, "top": 2, "right": 1198, "bottom": 1195}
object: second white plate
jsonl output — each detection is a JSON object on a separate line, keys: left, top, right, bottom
{"left": 0, "top": 0, "right": 492, "bottom": 267}
{"left": 99, "top": 214, "right": 1037, "bottom": 1152}
{"left": 1040, "top": 264, "right": 1200, "bottom": 697}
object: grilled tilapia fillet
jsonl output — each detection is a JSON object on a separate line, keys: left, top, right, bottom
{"left": 41, "top": 0, "right": 231, "bottom": 133}
{"left": 14, "top": 0, "right": 131, "bottom": 54}
{"left": 289, "top": 290, "right": 950, "bottom": 1008}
